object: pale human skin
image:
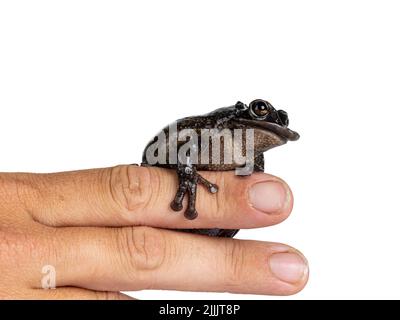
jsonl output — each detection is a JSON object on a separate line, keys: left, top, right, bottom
{"left": 0, "top": 165, "right": 308, "bottom": 299}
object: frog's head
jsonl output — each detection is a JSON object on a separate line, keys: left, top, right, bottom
{"left": 208, "top": 99, "right": 299, "bottom": 154}
{"left": 231, "top": 99, "right": 300, "bottom": 142}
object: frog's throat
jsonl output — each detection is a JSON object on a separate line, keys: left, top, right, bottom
{"left": 232, "top": 119, "right": 300, "bottom": 141}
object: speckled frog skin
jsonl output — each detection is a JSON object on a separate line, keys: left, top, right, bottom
{"left": 142, "top": 99, "right": 299, "bottom": 238}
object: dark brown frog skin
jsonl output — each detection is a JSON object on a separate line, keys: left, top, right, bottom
{"left": 141, "top": 99, "right": 299, "bottom": 238}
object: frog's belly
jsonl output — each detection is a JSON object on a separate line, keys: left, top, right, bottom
{"left": 147, "top": 162, "right": 240, "bottom": 171}
{"left": 190, "top": 163, "right": 239, "bottom": 171}
{"left": 142, "top": 128, "right": 253, "bottom": 172}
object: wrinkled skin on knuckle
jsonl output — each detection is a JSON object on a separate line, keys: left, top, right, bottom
{"left": 109, "top": 165, "right": 155, "bottom": 219}
{"left": 116, "top": 227, "right": 167, "bottom": 285}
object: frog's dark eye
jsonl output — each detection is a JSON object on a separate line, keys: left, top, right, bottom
{"left": 249, "top": 100, "right": 271, "bottom": 119}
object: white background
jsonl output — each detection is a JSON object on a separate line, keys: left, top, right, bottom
{"left": 1, "top": 1, "right": 399, "bottom": 299}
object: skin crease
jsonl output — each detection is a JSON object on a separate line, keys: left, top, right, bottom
{"left": 0, "top": 165, "right": 308, "bottom": 299}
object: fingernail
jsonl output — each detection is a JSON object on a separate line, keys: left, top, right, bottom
{"left": 248, "top": 181, "right": 288, "bottom": 214}
{"left": 268, "top": 252, "right": 308, "bottom": 283}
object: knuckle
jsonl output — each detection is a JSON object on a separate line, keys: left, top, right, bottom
{"left": 109, "top": 165, "right": 155, "bottom": 216}
{"left": 117, "top": 226, "right": 167, "bottom": 273}
{"left": 222, "top": 240, "right": 246, "bottom": 288}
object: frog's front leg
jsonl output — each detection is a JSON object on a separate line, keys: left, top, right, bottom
{"left": 170, "top": 181, "right": 187, "bottom": 212}
{"left": 198, "top": 175, "right": 218, "bottom": 194}
{"left": 170, "top": 163, "right": 218, "bottom": 220}
{"left": 254, "top": 153, "right": 265, "bottom": 172}
{"left": 170, "top": 163, "right": 191, "bottom": 212}
{"left": 185, "top": 178, "right": 198, "bottom": 220}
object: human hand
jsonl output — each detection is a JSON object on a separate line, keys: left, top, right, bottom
{"left": 0, "top": 165, "right": 308, "bottom": 299}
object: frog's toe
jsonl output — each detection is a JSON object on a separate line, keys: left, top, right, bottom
{"left": 170, "top": 201, "right": 183, "bottom": 211}
{"left": 209, "top": 184, "right": 218, "bottom": 193}
{"left": 184, "top": 208, "right": 198, "bottom": 220}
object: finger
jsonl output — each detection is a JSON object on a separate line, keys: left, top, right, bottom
{"left": 30, "top": 227, "right": 308, "bottom": 296}
{"left": 29, "top": 288, "right": 134, "bottom": 300}
{"left": 26, "top": 165, "right": 293, "bottom": 229}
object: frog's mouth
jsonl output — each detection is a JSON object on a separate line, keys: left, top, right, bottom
{"left": 233, "top": 119, "right": 300, "bottom": 141}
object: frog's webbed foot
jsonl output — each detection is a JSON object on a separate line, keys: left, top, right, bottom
{"left": 170, "top": 164, "right": 218, "bottom": 220}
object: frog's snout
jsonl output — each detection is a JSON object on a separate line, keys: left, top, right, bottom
{"left": 287, "top": 128, "right": 300, "bottom": 141}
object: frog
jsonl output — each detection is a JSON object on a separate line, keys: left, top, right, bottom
{"left": 141, "top": 99, "right": 299, "bottom": 238}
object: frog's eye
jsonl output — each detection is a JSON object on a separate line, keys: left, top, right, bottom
{"left": 249, "top": 100, "right": 271, "bottom": 119}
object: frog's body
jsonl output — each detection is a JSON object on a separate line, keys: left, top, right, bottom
{"left": 141, "top": 99, "right": 299, "bottom": 238}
